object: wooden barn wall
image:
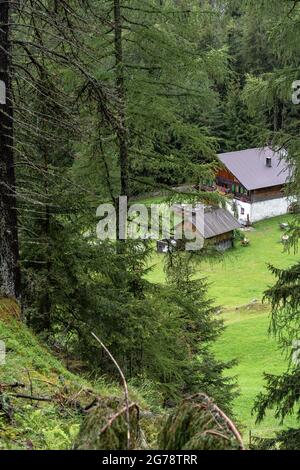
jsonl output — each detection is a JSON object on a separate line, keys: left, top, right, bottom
{"left": 252, "top": 185, "right": 284, "bottom": 202}
{"left": 207, "top": 232, "right": 234, "bottom": 243}
{"left": 216, "top": 168, "right": 240, "bottom": 184}
{"left": 178, "top": 222, "right": 234, "bottom": 245}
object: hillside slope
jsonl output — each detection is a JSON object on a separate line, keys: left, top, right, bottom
{"left": 0, "top": 299, "right": 156, "bottom": 450}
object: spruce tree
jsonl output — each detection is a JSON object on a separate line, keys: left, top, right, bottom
{"left": 216, "top": 81, "right": 264, "bottom": 152}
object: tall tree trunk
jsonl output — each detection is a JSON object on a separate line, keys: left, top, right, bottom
{"left": 42, "top": 150, "right": 51, "bottom": 331}
{"left": 113, "top": 0, "right": 129, "bottom": 199}
{"left": 0, "top": 1, "right": 20, "bottom": 299}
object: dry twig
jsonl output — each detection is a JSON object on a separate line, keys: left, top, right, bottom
{"left": 91, "top": 331, "right": 131, "bottom": 450}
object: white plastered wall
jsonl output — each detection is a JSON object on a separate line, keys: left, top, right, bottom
{"left": 250, "top": 197, "right": 291, "bottom": 222}
{"left": 226, "top": 197, "right": 292, "bottom": 224}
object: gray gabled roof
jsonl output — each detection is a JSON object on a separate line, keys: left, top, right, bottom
{"left": 181, "top": 207, "right": 240, "bottom": 239}
{"left": 202, "top": 207, "right": 240, "bottom": 239}
{"left": 217, "top": 147, "right": 290, "bottom": 191}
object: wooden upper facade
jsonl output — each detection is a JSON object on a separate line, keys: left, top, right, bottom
{"left": 216, "top": 167, "right": 285, "bottom": 203}
{"left": 216, "top": 147, "right": 289, "bottom": 203}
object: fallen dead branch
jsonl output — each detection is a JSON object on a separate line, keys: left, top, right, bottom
{"left": 11, "top": 393, "right": 52, "bottom": 402}
{"left": 8, "top": 390, "right": 99, "bottom": 413}
{"left": 0, "top": 382, "right": 25, "bottom": 391}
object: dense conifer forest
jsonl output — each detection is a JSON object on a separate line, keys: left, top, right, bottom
{"left": 0, "top": 0, "right": 300, "bottom": 453}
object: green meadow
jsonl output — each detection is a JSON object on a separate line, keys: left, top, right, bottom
{"left": 147, "top": 214, "right": 300, "bottom": 440}
{"left": 148, "top": 214, "right": 298, "bottom": 307}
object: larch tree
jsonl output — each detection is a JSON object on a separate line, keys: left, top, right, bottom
{"left": 0, "top": 0, "right": 20, "bottom": 299}
{"left": 76, "top": 0, "right": 228, "bottom": 200}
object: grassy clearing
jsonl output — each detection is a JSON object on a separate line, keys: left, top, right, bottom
{"left": 214, "top": 307, "right": 296, "bottom": 441}
{"left": 147, "top": 214, "right": 300, "bottom": 442}
{"left": 148, "top": 214, "right": 299, "bottom": 307}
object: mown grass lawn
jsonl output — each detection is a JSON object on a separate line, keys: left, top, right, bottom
{"left": 148, "top": 214, "right": 299, "bottom": 307}
{"left": 213, "top": 308, "right": 297, "bottom": 441}
{"left": 147, "top": 213, "right": 300, "bottom": 442}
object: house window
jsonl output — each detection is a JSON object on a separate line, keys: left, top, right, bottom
{"left": 241, "top": 207, "right": 245, "bottom": 215}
